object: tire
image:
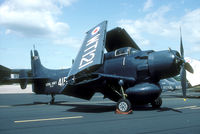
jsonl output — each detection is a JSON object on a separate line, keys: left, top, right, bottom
{"left": 116, "top": 99, "right": 132, "bottom": 112}
{"left": 151, "top": 97, "right": 162, "bottom": 108}
{"left": 50, "top": 98, "right": 55, "bottom": 105}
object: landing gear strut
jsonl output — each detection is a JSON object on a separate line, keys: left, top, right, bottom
{"left": 116, "top": 80, "right": 132, "bottom": 114}
{"left": 50, "top": 94, "right": 55, "bottom": 104}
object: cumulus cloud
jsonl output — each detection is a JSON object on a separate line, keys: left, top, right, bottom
{"left": 53, "top": 37, "right": 82, "bottom": 48}
{"left": 143, "top": 0, "right": 153, "bottom": 11}
{"left": 0, "top": 0, "right": 76, "bottom": 37}
{"left": 118, "top": 6, "right": 200, "bottom": 52}
{"left": 180, "top": 9, "right": 200, "bottom": 44}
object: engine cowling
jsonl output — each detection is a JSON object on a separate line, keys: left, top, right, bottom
{"left": 148, "top": 50, "right": 181, "bottom": 81}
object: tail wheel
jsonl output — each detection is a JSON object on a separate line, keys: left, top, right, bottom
{"left": 151, "top": 97, "right": 162, "bottom": 108}
{"left": 116, "top": 99, "right": 132, "bottom": 112}
{"left": 50, "top": 94, "right": 55, "bottom": 104}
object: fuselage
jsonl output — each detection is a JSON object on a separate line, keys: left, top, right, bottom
{"left": 31, "top": 47, "right": 182, "bottom": 104}
{"left": 96, "top": 47, "right": 182, "bottom": 104}
{"left": 103, "top": 47, "right": 181, "bottom": 82}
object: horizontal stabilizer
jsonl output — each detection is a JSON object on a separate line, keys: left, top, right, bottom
{"left": 9, "top": 77, "right": 49, "bottom": 83}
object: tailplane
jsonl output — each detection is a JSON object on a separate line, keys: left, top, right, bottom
{"left": 0, "top": 49, "right": 70, "bottom": 94}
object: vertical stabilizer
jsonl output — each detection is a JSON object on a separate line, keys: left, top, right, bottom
{"left": 31, "top": 50, "right": 45, "bottom": 77}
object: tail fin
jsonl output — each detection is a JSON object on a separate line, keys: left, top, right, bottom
{"left": 31, "top": 50, "right": 48, "bottom": 93}
{"left": 31, "top": 50, "right": 46, "bottom": 77}
{"left": 30, "top": 49, "right": 70, "bottom": 94}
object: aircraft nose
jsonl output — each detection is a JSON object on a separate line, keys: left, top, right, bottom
{"left": 171, "top": 50, "right": 183, "bottom": 71}
{"left": 148, "top": 50, "right": 181, "bottom": 80}
{"left": 172, "top": 50, "right": 182, "bottom": 65}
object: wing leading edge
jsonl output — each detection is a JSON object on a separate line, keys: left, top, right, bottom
{"left": 68, "top": 21, "right": 107, "bottom": 77}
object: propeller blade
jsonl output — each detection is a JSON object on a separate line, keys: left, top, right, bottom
{"left": 185, "top": 62, "right": 194, "bottom": 73}
{"left": 180, "top": 27, "right": 184, "bottom": 58}
{"left": 180, "top": 65, "right": 187, "bottom": 98}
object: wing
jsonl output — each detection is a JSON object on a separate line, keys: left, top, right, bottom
{"left": 106, "top": 27, "right": 141, "bottom": 52}
{"left": 61, "top": 73, "right": 135, "bottom": 100}
{"left": 0, "top": 65, "right": 49, "bottom": 89}
{"left": 68, "top": 21, "right": 107, "bottom": 77}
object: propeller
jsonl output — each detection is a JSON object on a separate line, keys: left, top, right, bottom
{"left": 179, "top": 28, "right": 194, "bottom": 99}
{"left": 169, "top": 28, "right": 194, "bottom": 99}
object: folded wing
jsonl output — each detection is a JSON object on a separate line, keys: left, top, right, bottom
{"left": 68, "top": 21, "right": 107, "bottom": 77}
{"left": 106, "top": 27, "right": 141, "bottom": 52}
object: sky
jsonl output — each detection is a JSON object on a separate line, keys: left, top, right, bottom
{"left": 0, "top": 0, "right": 200, "bottom": 69}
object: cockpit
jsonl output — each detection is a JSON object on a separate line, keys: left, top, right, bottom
{"left": 105, "top": 47, "right": 139, "bottom": 60}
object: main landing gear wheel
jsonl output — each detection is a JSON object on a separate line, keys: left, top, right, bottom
{"left": 151, "top": 97, "right": 162, "bottom": 108}
{"left": 115, "top": 80, "right": 132, "bottom": 114}
{"left": 116, "top": 99, "right": 132, "bottom": 114}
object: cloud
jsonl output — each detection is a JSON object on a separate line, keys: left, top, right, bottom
{"left": 180, "top": 9, "right": 200, "bottom": 44}
{"left": 53, "top": 37, "right": 82, "bottom": 48}
{"left": 143, "top": 0, "right": 153, "bottom": 11}
{"left": 118, "top": 6, "right": 200, "bottom": 52}
{"left": 118, "top": 19, "right": 150, "bottom": 46}
{"left": 0, "top": 0, "right": 76, "bottom": 37}
{"left": 118, "top": 6, "right": 171, "bottom": 46}
{"left": 191, "top": 45, "right": 200, "bottom": 52}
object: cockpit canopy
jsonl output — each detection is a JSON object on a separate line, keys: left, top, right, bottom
{"left": 105, "top": 47, "right": 139, "bottom": 60}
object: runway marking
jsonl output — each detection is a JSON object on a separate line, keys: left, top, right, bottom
{"left": 0, "top": 105, "right": 12, "bottom": 108}
{"left": 14, "top": 116, "right": 83, "bottom": 123}
{"left": 174, "top": 105, "right": 200, "bottom": 110}
{"left": 163, "top": 98, "right": 183, "bottom": 100}
{"left": 190, "top": 106, "right": 200, "bottom": 110}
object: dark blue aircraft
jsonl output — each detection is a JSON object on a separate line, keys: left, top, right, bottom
{"left": 0, "top": 21, "right": 193, "bottom": 113}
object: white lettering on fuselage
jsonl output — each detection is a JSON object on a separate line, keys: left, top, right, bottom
{"left": 58, "top": 77, "right": 67, "bottom": 86}
{"left": 34, "top": 56, "right": 38, "bottom": 60}
{"left": 79, "top": 33, "right": 100, "bottom": 69}
{"left": 45, "top": 77, "right": 67, "bottom": 87}
{"left": 45, "top": 81, "right": 57, "bottom": 88}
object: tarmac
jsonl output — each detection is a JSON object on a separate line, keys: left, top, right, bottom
{"left": 0, "top": 85, "right": 200, "bottom": 134}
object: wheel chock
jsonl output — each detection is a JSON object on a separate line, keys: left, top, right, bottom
{"left": 115, "top": 109, "right": 133, "bottom": 114}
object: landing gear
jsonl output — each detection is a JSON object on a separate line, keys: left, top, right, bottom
{"left": 151, "top": 97, "right": 162, "bottom": 108}
{"left": 116, "top": 99, "right": 132, "bottom": 113}
{"left": 115, "top": 80, "right": 132, "bottom": 114}
{"left": 50, "top": 94, "right": 55, "bottom": 104}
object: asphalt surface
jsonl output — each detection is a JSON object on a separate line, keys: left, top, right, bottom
{"left": 0, "top": 86, "right": 200, "bottom": 134}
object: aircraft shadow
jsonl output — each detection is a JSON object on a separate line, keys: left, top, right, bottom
{"left": 54, "top": 102, "right": 182, "bottom": 113}
{"left": 9, "top": 101, "right": 181, "bottom": 113}
{"left": 132, "top": 105, "right": 182, "bottom": 113}
{"left": 9, "top": 101, "right": 67, "bottom": 107}
{"left": 156, "top": 107, "right": 182, "bottom": 113}
{"left": 53, "top": 102, "right": 116, "bottom": 113}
